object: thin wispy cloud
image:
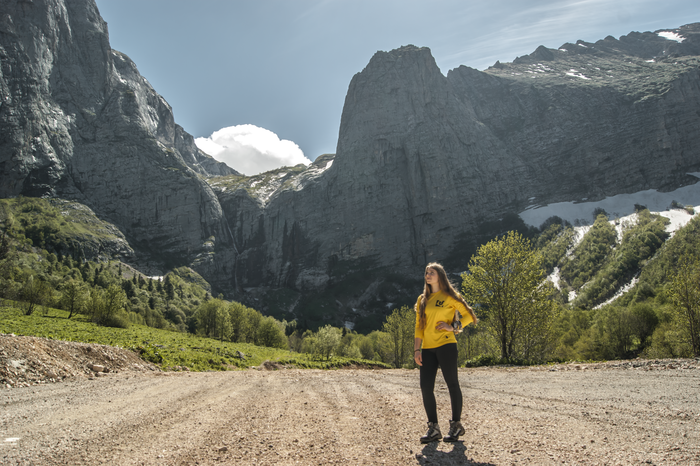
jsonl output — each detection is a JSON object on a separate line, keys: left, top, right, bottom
{"left": 435, "top": 0, "right": 678, "bottom": 71}
{"left": 99, "top": 0, "right": 700, "bottom": 158}
{"left": 195, "top": 125, "right": 311, "bottom": 176}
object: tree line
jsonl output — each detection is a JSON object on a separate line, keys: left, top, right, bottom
{"left": 2, "top": 197, "right": 699, "bottom": 366}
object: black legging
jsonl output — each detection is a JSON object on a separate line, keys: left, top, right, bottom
{"left": 420, "top": 343, "right": 462, "bottom": 423}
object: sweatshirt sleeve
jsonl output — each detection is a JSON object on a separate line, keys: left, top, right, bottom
{"left": 452, "top": 297, "right": 473, "bottom": 327}
{"left": 414, "top": 295, "right": 424, "bottom": 340}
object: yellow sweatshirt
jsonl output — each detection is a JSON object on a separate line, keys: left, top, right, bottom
{"left": 414, "top": 291, "right": 473, "bottom": 349}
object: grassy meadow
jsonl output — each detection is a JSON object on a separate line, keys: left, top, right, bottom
{"left": 0, "top": 302, "right": 388, "bottom": 371}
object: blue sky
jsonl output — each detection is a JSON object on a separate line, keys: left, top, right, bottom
{"left": 95, "top": 0, "right": 700, "bottom": 174}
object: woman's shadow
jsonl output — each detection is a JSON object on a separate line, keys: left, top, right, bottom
{"left": 417, "top": 441, "right": 495, "bottom": 465}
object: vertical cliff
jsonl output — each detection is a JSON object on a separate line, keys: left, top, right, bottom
{"left": 2, "top": 0, "right": 700, "bottom": 329}
{"left": 211, "top": 27, "right": 700, "bottom": 327}
{"left": 0, "top": 0, "right": 237, "bottom": 267}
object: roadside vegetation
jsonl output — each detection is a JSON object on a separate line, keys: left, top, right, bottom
{"left": 1, "top": 196, "right": 699, "bottom": 371}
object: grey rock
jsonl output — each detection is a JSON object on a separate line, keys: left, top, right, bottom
{"left": 212, "top": 28, "right": 700, "bottom": 325}
{"left": 0, "top": 0, "right": 238, "bottom": 267}
{"left": 3, "top": 0, "right": 700, "bottom": 328}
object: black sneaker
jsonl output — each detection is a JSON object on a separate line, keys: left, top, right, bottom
{"left": 420, "top": 422, "right": 442, "bottom": 443}
{"left": 443, "top": 420, "right": 465, "bottom": 442}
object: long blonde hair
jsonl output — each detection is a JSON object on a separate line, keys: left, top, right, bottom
{"left": 416, "top": 262, "right": 475, "bottom": 330}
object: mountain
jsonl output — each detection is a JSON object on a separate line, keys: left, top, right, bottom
{"left": 0, "top": 0, "right": 238, "bottom": 272}
{"left": 2, "top": 0, "right": 700, "bottom": 330}
{"left": 211, "top": 24, "right": 700, "bottom": 328}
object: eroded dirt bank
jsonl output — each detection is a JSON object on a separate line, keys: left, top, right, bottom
{"left": 1, "top": 362, "right": 699, "bottom": 465}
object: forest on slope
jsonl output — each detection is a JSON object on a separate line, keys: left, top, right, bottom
{"left": 2, "top": 196, "right": 699, "bottom": 367}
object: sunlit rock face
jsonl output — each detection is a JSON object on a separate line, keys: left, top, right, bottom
{"left": 2, "top": 0, "right": 700, "bottom": 327}
{"left": 0, "top": 0, "right": 237, "bottom": 265}
{"left": 219, "top": 27, "right": 700, "bottom": 282}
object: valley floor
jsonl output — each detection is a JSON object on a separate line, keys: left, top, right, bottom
{"left": 1, "top": 361, "right": 698, "bottom": 465}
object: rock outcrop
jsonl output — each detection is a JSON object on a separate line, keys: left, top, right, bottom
{"left": 212, "top": 26, "right": 700, "bottom": 327}
{"left": 2, "top": 0, "right": 700, "bottom": 329}
{"left": 0, "top": 0, "right": 237, "bottom": 269}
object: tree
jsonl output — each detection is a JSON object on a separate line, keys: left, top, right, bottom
{"left": 462, "top": 231, "right": 557, "bottom": 361}
{"left": 20, "top": 275, "right": 51, "bottom": 315}
{"left": 195, "top": 299, "right": 227, "bottom": 337}
{"left": 256, "top": 316, "right": 288, "bottom": 349}
{"left": 601, "top": 305, "right": 636, "bottom": 358}
{"left": 60, "top": 280, "right": 88, "bottom": 318}
{"left": 668, "top": 256, "right": 700, "bottom": 356}
{"left": 314, "top": 325, "right": 341, "bottom": 360}
{"left": 382, "top": 305, "right": 415, "bottom": 368}
{"left": 0, "top": 227, "right": 9, "bottom": 261}
{"left": 88, "top": 284, "right": 127, "bottom": 327}
{"left": 229, "top": 301, "right": 262, "bottom": 343}
{"left": 629, "top": 303, "right": 659, "bottom": 351}
{"left": 102, "top": 284, "right": 128, "bottom": 327}
{"left": 214, "top": 303, "right": 232, "bottom": 341}
{"left": 164, "top": 274, "right": 175, "bottom": 302}
{"left": 87, "top": 287, "right": 105, "bottom": 322}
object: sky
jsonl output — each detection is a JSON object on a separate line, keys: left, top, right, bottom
{"left": 95, "top": 0, "right": 700, "bottom": 175}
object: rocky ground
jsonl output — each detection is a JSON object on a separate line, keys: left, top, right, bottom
{"left": 1, "top": 334, "right": 699, "bottom": 465}
{"left": 0, "top": 334, "right": 159, "bottom": 389}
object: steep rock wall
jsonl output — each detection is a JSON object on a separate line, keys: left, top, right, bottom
{"left": 0, "top": 0, "right": 236, "bottom": 265}
{"left": 3, "top": 0, "right": 700, "bottom": 328}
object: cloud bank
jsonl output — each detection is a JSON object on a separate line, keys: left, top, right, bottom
{"left": 195, "top": 124, "right": 310, "bottom": 176}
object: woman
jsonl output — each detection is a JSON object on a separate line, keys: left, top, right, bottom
{"left": 414, "top": 262, "right": 477, "bottom": 443}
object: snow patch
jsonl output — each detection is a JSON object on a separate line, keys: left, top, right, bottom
{"left": 594, "top": 277, "right": 639, "bottom": 310}
{"left": 566, "top": 71, "right": 590, "bottom": 80}
{"left": 657, "top": 31, "right": 685, "bottom": 43}
{"left": 519, "top": 178, "right": 700, "bottom": 228}
{"left": 568, "top": 225, "right": 591, "bottom": 253}
{"left": 546, "top": 267, "right": 561, "bottom": 290}
{"left": 654, "top": 208, "right": 696, "bottom": 237}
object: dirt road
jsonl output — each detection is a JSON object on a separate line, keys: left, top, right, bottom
{"left": 2, "top": 363, "right": 699, "bottom": 465}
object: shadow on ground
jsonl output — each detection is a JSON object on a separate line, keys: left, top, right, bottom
{"left": 417, "top": 441, "right": 495, "bottom": 465}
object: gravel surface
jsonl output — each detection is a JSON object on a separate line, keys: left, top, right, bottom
{"left": 1, "top": 335, "right": 699, "bottom": 465}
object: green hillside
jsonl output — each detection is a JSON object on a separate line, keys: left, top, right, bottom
{"left": 2, "top": 196, "right": 698, "bottom": 367}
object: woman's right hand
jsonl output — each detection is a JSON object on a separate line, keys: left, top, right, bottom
{"left": 414, "top": 351, "right": 422, "bottom": 366}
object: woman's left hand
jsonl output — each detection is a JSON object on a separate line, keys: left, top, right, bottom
{"left": 435, "top": 321, "right": 453, "bottom": 332}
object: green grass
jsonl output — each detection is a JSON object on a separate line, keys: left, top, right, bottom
{"left": 0, "top": 303, "right": 389, "bottom": 371}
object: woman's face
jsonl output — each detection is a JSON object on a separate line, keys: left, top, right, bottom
{"left": 425, "top": 267, "right": 439, "bottom": 287}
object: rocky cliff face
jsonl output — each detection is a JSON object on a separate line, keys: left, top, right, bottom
{"left": 0, "top": 0, "right": 237, "bottom": 270}
{"left": 211, "top": 25, "right": 700, "bottom": 328}
{"left": 2, "top": 0, "right": 700, "bottom": 330}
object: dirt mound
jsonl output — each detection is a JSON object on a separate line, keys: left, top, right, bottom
{"left": 0, "top": 334, "right": 159, "bottom": 389}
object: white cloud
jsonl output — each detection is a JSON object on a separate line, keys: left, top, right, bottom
{"left": 195, "top": 124, "right": 310, "bottom": 176}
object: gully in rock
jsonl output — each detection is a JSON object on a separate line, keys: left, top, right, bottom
{"left": 414, "top": 262, "right": 478, "bottom": 443}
